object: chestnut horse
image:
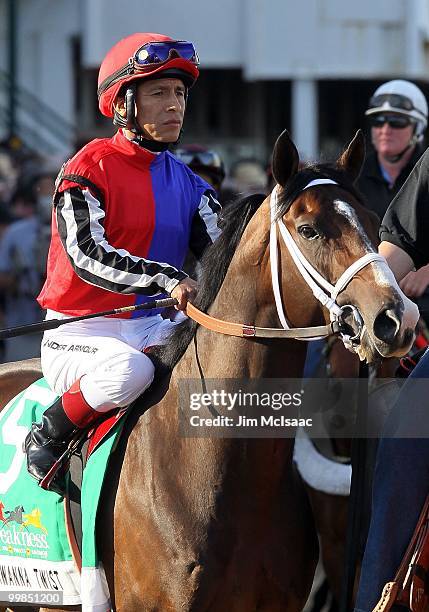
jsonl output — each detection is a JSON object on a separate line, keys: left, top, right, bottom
{"left": 0, "top": 129, "right": 419, "bottom": 612}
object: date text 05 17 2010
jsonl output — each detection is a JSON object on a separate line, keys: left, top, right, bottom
{"left": 0, "top": 590, "right": 64, "bottom": 606}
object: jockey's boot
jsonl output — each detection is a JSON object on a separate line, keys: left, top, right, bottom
{"left": 24, "top": 378, "right": 99, "bottom": 495}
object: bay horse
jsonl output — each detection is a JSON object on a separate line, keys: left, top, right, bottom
{"left": 0, "top": 129, "right": 419, "bottom": 612}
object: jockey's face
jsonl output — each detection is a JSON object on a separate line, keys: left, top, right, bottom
{"left": 134, "top": 77, "right": 186, "bottom": 142}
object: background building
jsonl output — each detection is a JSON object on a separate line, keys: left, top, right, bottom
{"left": 1, "top": 0, "right": 429, "bottom": 165}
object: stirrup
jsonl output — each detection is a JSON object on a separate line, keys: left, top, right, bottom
{"left": 38, "top": 429, "right": 88, "bottom": 493}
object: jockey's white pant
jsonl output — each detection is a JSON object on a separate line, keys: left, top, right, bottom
{"left": 41, "top": 311, "right": 183, "bottom": 413}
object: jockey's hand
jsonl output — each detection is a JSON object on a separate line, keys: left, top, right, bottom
{"left": 400, "top": 265, "right": 429, "bottom": 298}
{"left": 170, "top": 278, "right": 198, "bottom": 310}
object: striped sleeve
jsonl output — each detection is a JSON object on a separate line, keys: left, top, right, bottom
{"left": 56, "top": 187, "right": 187, "bottom": 295}
{"left": 189, "top": 190, "right": 222, "bottom": 260}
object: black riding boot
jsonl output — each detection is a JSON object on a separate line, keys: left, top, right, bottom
{"left": 24, "top": 399, "right": 79, "bottom": 496}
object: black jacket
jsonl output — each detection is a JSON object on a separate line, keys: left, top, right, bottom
{"left": 357, "top": 146, "right": 424, "bottom": 222}
{"left": 380, "top": 146, "right": 429, "bottom": 270}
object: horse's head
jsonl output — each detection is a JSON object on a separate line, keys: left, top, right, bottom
{"left": 271, "top": 129, "right": 419, "bottom": 362}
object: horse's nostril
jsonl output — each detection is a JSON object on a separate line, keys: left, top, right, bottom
{"left": 373, "top": 307, "right": 401, "bottom": 344}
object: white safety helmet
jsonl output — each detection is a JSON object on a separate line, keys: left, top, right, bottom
{"left": 365, "top": 80, "right": 428, "bottom": 142}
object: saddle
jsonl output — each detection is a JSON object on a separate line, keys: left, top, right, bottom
{"left": 373, "top": 493, "right": 429, "bottom": 612}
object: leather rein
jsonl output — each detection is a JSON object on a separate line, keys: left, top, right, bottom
{"left": 185, "top": 181, "right": 385, "bottom": 347}
{"left": 185, "top": 302, "right": 341, "bottom": 339}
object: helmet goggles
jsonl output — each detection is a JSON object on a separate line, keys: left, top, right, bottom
{"left": 368, "top": 93, "right": 415, "bottom": 113}
{"left": 133, "top": 40, "right": 199, "bottom": 68}
{"left": 175, "top": 150, "right": 223, "bottom": 169}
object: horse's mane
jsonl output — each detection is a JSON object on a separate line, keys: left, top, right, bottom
{"left": 150, "top": 193, "right": 266, "bottom": 372}
{"left": 275, "top": 162, "right": 364, "bottom": 219}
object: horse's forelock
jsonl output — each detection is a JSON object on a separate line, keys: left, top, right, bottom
{"left": 275, "top": 164, "right": 363, "bottom": 221}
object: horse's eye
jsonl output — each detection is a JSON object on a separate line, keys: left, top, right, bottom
{"left": 298, "top": 225, "right": 320, "bottom": 240}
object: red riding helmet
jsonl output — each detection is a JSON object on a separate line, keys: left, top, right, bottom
{"left": 97, "top": 32, "right": 200, "bottom": 118}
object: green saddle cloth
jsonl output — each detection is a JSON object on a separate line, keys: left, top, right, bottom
{"left": 0, "top": 378, "right": 123, "bottom": 611}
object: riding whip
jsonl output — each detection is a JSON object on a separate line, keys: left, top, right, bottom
{"left": 0, "top": 298, "right": 179, "bottom": 339}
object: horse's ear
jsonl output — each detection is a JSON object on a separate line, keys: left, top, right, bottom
{"left": 337, "top": 130, "right": 365, "bottom": 183}
{"left": 272, "top": 129, "right": 299, "bottom": 188}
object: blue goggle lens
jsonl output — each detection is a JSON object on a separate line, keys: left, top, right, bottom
{"left": 135, "top": 41, "right": 199, "bottom": 66}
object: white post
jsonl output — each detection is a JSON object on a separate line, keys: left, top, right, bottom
{"left": 405, "top": 0, "right": 424, "bottom": 76}
{"left": 291, "top": 79, "right": 318, "bottom": 162}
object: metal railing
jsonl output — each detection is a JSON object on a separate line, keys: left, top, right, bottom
{"left": 0, "top": 69, "right": 76, "bottom": 154}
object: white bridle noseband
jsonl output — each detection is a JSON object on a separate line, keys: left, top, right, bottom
{"left": 269, "top": 181, "right": 385, "bottom": 347}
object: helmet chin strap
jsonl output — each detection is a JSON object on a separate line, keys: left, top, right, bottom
{"left": 383, "top": 142, "right": 414, "bottom": 164}
{"left": 134, "top": 135, "right": 170, "bottom": 153}
{"left": 113, "top": 84, "right": 185, "bottom": 153}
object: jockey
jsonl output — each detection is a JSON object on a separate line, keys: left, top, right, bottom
{"left": 24, "top": 32, "right": 221, "bottom": 495}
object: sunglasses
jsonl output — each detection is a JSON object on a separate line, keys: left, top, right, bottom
{"left": 369, "top": 115, "right": 415, "bottom": 129}
{"left": 134, "top": 41, "right": 199, "bottom": 68}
